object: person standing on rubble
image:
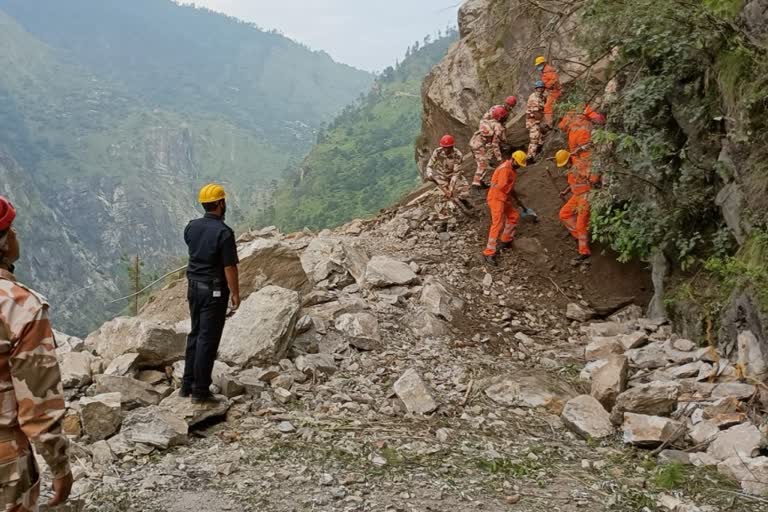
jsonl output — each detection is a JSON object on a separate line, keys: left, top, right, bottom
{"left": 182, "top": 184, "right": 241, "bottom": 404}
{"left": 482, "top": 150, "right": 529, "bottom": 266}
{"left": 555, "top": 150, "right": 600, "bottom": 261}
{"left": 470, "top": 105, "right": 508, "bottom": 189}
{"left": 0, "top": 195, "right": 73, "bottom": 511}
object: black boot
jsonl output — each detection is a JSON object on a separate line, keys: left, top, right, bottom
{"left": 484, "top": 255, "right": 498, "bottom": 266}
{"left": 498, "top": 241, "right": 513, "bottom": 251}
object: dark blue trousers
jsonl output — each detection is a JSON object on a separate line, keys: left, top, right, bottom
{"left": 183, "top": 280, "right": 228, "bottom": 397}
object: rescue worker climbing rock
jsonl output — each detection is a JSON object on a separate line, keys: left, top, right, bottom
{"left": 426, "top": 135, "right": 470, "bottom": 203}
{"left": 556, "top": 150, "right": 600, "bottom": 261}
{"left": 482, "top": 150, "right": 528, "bottom": 266}
{"left": 470, "top": 105, "right": 507, "bottom": 188}
{"left": 183, "top": 184, "right": 241, "bottom": 404}
{"left": 483, "top": 96, "right": 518, "bottom": 120}
{"left": 535, "top": 56, "right": 562, "bottom": 128}
{"left": 526, "top": 81, "right": 547, "bottom": 161}
{"left": 0, "top": 195, "right": 73, "bottom": 512}
{"left": 558, "top": 105, "right": 605, "bottom": 173}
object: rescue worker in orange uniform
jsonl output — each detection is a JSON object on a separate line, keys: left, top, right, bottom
{"left": 556, "top": 150, "right": 600, "bottom": 261}
{"left": 470, "top": 106, "right": 508, "bottom": 188}
{"left": 482, "top": 150, "right": 529, "bottom": 266}
{"left": 558, "top": 105, "right": 606, "bottom": 175}
{"left": 535, "top": 56, "right": 561, "bottom": 128}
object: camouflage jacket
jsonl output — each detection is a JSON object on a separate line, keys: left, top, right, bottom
{"left": 470, "top": 119, "right": 505, "bottom": 160}
{"left": 526, "top": 92, "right": 546, "bottom": 120}
{"left": 0, "top": 269, "right": 70, "bottom": 483}
{"left": 426, "top": 147, "right": 464, "bottom": 181}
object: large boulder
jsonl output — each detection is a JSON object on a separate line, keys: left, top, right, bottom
{"left": 53, "top": 330, "right": 85, "bottom": 356}
{"left": 236, "top": 238, "right": 312, "bottom": 298}
{"left": 393, "top": 369, "right": 437, "bottom": 415}
{"left": 295, "top": 354, "right": 338, "bottom": 378}
{"left": 218, "top": 286, "right": 301, "bottom": 367}
{"left": 561, "top": 395, "right": 614, "bottom": 440}
{"left": 121, "top": 406, "right": 188, "bottom": 449}
{"left": 590, "top": 355, "right": 629, "bottom": 410}
{"left": 85, "top": 317, "right": 186, "bottom": 367}
{"left": 300, "top": 237, "right": 369, "bottom": 289}
{"left": 737, "top": 330, "right": 767, "bottom": 378}
{"left": 79, "top": 392, "right": 122, "bottom": 441}
{"left": 419, "top": 277, "right": 465, "bottom": 322}
{"left": 364, "top": 256, "right": 418, "bottom": 288}
{"left": 60, "top": 352, "right": 94, "bottom": 389}
{"left": 404, "top": 309, "right": 450, "bottom": 338}
{"left": 104, "top": 353, "right": 140, "bottom": 377}
{"left": 94, "top": 375, "right": 170, "bottom": 410}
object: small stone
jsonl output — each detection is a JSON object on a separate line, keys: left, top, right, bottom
{"left": 505, "top": 494, "right": 521, "bottom": 504}
{"left": 707, "top": 423, "right": 765, "bottom": 461}
{"left": 277, "top": 421, "right": 296, "bottom": 433}
{"left": 436, "top": 428, "right": 452, "bottom": 443}
{"left": 620, "top": 332, "right": 649, "bottom": 350}
{"left": 80, "top": 393, "right": 123, "bottom": 441}
{"left": 673, "top": 339, "right": 696, "bottom": 352}
{"left": 91, "top": 440, "right": 114, "bottom": 466}
{"left": 591, "top": 355, "right": 629, "bottom": 410}
{"left": 482, "top": 273, "right": 493, "bottom": 288}
{"left": 121, "top": 406, "right": 188, "bottom": 449}
{"left": 689, "top": 420, "right": 720, "bottom": 446}
{"left": 104, "top": 353, "right": 140, "bottom": 377}
{"left": 622, "top": 413, "right": 684, "bottom": 447}
{"left": 612, "top": 381, "right": 680, "bottom": 419}
{"left": 566, "top": 303, "right": 596, "bottom": 322}
{"left": 658, "top": 450, "right": 692, "bottom": 465}
{"left": 274, "top": 387, "right": 295, "bottom": 404}
{"left": 319, "top": 473, "right": 334, "bottom": 486}
{"left": 584, "top": 337, "right": 624, "bottom": 361}
{"left": 393, "top": 369, "right": 437, "bottom": 415}
{"left": 561, "top": 395, "right": 614, "bottom": 440}
{"left": 738, "top": 331, "right": 767, "bottom": 378}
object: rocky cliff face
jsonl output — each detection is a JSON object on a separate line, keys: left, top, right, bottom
{"left": 416, "top": 0, "right": 768, "bottom": 359}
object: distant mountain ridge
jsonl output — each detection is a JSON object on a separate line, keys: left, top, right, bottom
{"left": 0, "top": 1, "right": 372, "bottom": 334}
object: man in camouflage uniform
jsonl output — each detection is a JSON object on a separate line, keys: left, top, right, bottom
{"left": 426, "top": 135, "right": 469, "bottom": 202}
{"left": 526, "top": 81, "right": 547, "bottom": 160}
{"left": 0, "top": 196, "right": 72, "bottom": 512}
{"left": 470, "top": 106, "right": 507, "bottom": 188}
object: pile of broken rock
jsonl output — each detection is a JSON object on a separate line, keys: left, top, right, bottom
{"left": 564, "top": 303, "right": 768, "bottom": 496}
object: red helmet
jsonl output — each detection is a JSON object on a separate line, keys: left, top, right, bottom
{"left": 491, "top": 105, "right": 508, "bottom": 121}
{"left": 440, "top": 135, "right": 455, "bottom": 148}
{"left": 0, "top": 196, "right": 15, "bottom": 232}
{"left": 505, "top": 96, "right": 518, "bottom": 108}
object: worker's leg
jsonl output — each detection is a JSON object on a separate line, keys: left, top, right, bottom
{"left": 472, "top": 147, "right": 488, "bottom": 186}
{"left": 544, "top": 89, "right": 562, "bottom": 127}
{"left": 559, "top": 195, "right": 579, "bottom": 239}
{"left": 3, "top": 453, "right": 40, "bottom": 512}
{"left": 527, "top": 122, "right": 541, "bottom": 157}
{"left": 191, "top": 282, "right": 229, "bottom": 398}
{"left": 182, "top": 281, "right": 202, "bottom": 394}
{"left": 500, "top": 202, "right": 521, "bottom": 243}
{"left": 483, "top": 200, "right": 505, "bottom": 256}
{"left": 452, "top": 175, "right": 471, "bottom": 200}
{"left": 575, "top": 196, "right": 591, "bottom": 256}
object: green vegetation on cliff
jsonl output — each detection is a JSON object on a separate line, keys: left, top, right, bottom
{"left": 264, "top": 30, "right": 458, "bottom": 232}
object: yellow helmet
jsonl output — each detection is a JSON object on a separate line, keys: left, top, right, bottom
{"left": 556, "top": 150, "right": 571, "bottom": 168}
{"left": 535, "top": 56, "right": 547, "bottom": 66}
{"left": 512, "top": 150, "right": 528, "bottom": 168}
{"left": 198, "top": 183, "right": 226, "bottom": 204}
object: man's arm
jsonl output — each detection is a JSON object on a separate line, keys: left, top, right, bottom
{"left": 10, "top": 304, "right": 72, "bottom": 504}
{"left": 224, "top": 266, "right": 240, "bottom": 310}
{"left": 220, "top": 230, "right": 240, "bottom": 310}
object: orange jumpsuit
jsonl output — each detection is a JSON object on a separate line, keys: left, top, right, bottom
{"left": 483, "top": 160, "right": 520, "bottom": 257}
{"left": 541, "top": 64, "right": 561, "bottom": 126}
{"left": 559, "top": 158, "right": 598, "bottom": 256}
{"left": 559, "top": 113, "right": 593, "bottom": 171}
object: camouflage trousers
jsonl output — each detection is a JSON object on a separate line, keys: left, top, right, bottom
{"left": 1, "top": 454, "right": 39, "bottom": 512}
{"left": 526, "top": 119, "right": 542, "bottom": 157}
{"left": 433, "top": 174, "right": 470, "bottom": 200}
{"left": 471, "top": 147, "right": 492, "bottom": 185}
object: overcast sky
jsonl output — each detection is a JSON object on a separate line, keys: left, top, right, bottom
{"left": 188, "top": 1, "right": 461, "bottom": 71}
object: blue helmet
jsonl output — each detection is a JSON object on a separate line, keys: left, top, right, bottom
{"left": 534, "top": 80, "right": 545, "bottom": 89}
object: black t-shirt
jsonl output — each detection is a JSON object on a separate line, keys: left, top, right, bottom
{"left": 184, "top": 213, "right": 239, "bottom": 284}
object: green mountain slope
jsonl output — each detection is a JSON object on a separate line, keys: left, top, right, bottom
{"left": 267, "top": 31, "right": 458, "bottom": 232}
{"left": 0, "top": 0, "right": 372, "bottom": 148}
{"left": 0, "top": 5, "right": 371, "bottom": 335}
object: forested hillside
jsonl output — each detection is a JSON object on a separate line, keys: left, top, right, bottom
{"left": 0, "top": 1, "right": 371, "bottom": 334}
{"left": 264, "top": 30, "right": 458, "bottom": 232}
